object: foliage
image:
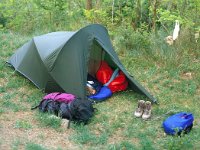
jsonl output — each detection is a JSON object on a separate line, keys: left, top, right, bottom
{"left": 157, "top": 0, "right": 200, "bottom": 31}
{"left": 0, "top": 0, "right": 199, "bottom": 34}
{"left": 113, "top": 24, "right": 150, "bottom": 54}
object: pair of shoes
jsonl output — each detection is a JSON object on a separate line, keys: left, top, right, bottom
{"left": 134, "top": 100, "right": 152, "bottom": 120}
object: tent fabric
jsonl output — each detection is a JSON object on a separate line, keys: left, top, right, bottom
{"left": 7, "top": 24, "right": 157, "bottom": 103}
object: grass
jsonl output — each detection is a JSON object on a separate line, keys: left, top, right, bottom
{"left": 0, "top": 30, "right": 199, "bottom": 150}
{"left": 25, "top": 142, "right": 48, "bottom": 150}
{"left": 14, "top": 120, "right": 32, "bottom": 129}
{"left": 36, "top": 112, "right": 62, "bottom": 129}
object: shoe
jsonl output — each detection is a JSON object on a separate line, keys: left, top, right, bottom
{"left": 142, "top": 101, "right": 152, "bottom": 120}
{"left": 134, "top": 100, "right": 145, "bottom": 117}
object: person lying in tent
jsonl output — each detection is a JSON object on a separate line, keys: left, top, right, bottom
{"left": 86, "top": 74, "right": 102, "bottom": 95}
{"left": 86, "top": 61, "right": 128, "bottom": 102}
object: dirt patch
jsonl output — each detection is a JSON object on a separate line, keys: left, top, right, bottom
{"left": 0, "top": 111, "right": 80, "bottom": 150}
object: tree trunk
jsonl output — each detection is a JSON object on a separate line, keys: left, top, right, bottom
{"left": 136, "top": 0, "right": 141, "bottom": 28}
{"left": 147, "top": 0, "right": 151, "bottom": 30}
{"left": 152, "top": 0, "right": 158, "bottom": 33}
{"left": 112, "top": 0, "right": 115, "bottom": 24}
{"left": 86, "top": 0, "right": 92, "bottom": 10}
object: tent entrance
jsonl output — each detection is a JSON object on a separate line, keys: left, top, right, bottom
{"left": 87, "top": 40, "right": 102, "bottom": 77}
{"left": 87, "top": 40, "right": 117, "bottom": 77}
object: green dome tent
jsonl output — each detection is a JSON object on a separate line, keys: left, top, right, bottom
{"left": 7, "top": 24, "right": 157, "bottom": 103}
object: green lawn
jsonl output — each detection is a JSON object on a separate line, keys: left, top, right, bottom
{"left": 0, "top": 30, "right": 199, "bottom": 150}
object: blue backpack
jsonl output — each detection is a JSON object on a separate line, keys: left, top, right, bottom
{"left": 162, "top": 112, "right": 194, "bottom": 135}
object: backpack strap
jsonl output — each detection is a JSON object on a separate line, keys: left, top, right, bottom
{"left": 31, "top": 105, "right": 39, "bottom": 110}
{"left": 54, "top": 92, "right": 62, "bottom": 99}
{"left": 63, "top": 109, "right": 72, "bottom": 129}
{"left": 41, "top": 99, "right": 54, "bottom": 112}
{"left": 31, "top": 99, "right": 53, "bottom": 112}
{"left": 66, "top": 102, "right": 73, "bottom": 129}
{"left": 31, "top": 92, "right": 62, "bottom": 110}
{"left": 104, "top": 68, "right": 119, "bottom": 86}
{"left": 31, "top": 99, "right": 46, "bottom": 110}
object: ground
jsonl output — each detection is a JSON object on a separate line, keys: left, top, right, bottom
{"left": 0, "top": 110, "right": 80, "bottom": 150}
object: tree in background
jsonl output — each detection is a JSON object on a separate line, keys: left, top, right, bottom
{"left": 86, "top": 0, "right": 92, "bottom": 10}
{"left": 0, "top": 0, "right": 199, "bottom": 37}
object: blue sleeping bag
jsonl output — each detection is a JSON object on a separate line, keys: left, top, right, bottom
{"left": 87, "top": 69, "right": 119, "bottom": 102}
{"left": 162, "top": 112, "right": 194, "bottom": 135}
{"left": 88, "top": 86, "right": 112, "bottom": 102}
